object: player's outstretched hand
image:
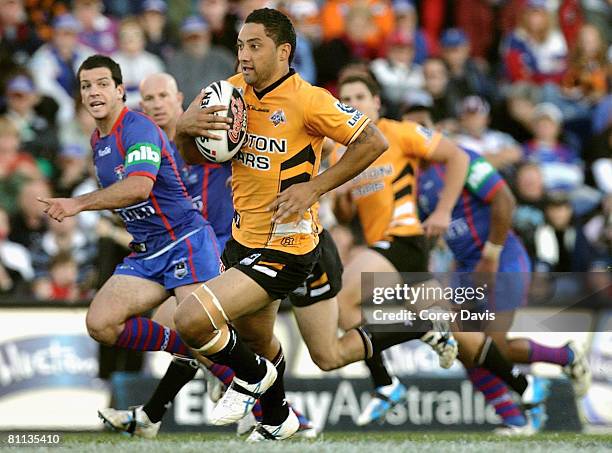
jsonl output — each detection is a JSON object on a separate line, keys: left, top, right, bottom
{"left": 422, "top": 209, "right": 451, "bottom": 238}
{"left": 37, "top": 196, "right": 81, "bottom": 222}
{"left": 176, "top": 90, "right": 233, "bottom": 140}
{"left": 269, "top": 182, "right": 319, "bottom": 224}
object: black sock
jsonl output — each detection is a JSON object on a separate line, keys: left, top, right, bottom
{"left": 260, "top": 348, "right": 289, "bottom": 426}
{"left": 478, "top": 337, "right": 528, "bottom": 395}
{"left": 207, "top": 328, "right": 266, "bottom": 384}
{"left": 142, "top": 357, "right": 197, "bottom": 423}
{"left": 362, "top": 320, "right": 432, "bottom": 354}
{"left": 365, "top": 351, "right": 393, "bottom": 387}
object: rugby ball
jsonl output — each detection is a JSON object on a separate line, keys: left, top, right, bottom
{"left": 194, "top": 80, "right": 248, "bottom": 163}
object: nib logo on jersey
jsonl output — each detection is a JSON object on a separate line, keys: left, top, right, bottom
{"left": 0, "top": 335, "right": 99, "bottom": 398}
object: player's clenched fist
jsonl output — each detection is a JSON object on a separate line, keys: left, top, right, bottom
{"left": 37, "top": 196, "right": 81, "bottom": 222}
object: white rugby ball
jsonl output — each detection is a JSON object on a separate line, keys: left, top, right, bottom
{"left": 194, "top": 80, "right": 248, "bottom": 163}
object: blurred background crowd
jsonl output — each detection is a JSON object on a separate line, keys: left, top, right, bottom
{"left": 0, "top": 0, "right": 610, "bottom": 303}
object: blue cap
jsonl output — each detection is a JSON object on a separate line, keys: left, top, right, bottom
{"left": 441, "top": 28, "right": 468, "bottom": 48}
{"left": 53, "top": 14, "right": 81, "bottom": 32}
{"left": 527, "top": 0, "right": 549, "bottom": 9}
{"left": 142, "top": 0, "right": 167, "bottom": 13}
{"left": 7, "top": 75, "right": 35, "bottom": 94}
{"left": 181, "top": 16, "right": 209, "bottom": 34}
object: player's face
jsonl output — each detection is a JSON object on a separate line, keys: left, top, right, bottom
{"left": 140, "top": 79, "right": 182, "bottom": 129}
{"left": 339, "top": 81, "right": 380, "bottom": 122}
{"left": 79, "top": 67, "right": 125, "bottom": 121}
{"left": 237, "top": 22, "right": 290, "bottom": 90}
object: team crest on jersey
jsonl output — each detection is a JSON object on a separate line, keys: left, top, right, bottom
{"left": 114, "top": 164, "right": 125, "bottom": 180}
{"left": 334, "top": 101, "right": 357, "bottom": 114}
{"left": 269, "top": 109, "right": 286, "bottom": 127}
{"left": 174, "top": 260, "right": 188, "bottom": 279}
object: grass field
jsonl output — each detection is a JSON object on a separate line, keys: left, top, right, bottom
{"left": 3, "top": 432, "right": 611, "bottom": 453}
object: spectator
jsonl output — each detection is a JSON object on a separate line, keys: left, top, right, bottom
{"left": 512, "top": 162, "right": 546, "bottom": 259}
{"left": 393, "top": 0, "right": 429, "bottom": 65}
{"left": 0, "top": 116, "right": 40, "bottom": 215}
{"left": 0, "top": 204, "right": 33, "bottom": 295}
{"left": 491, "top": 82, "right": 540, "bottom": 144}
{"left": 562, "top": 23, "right": 608, "bottom": 105}
{"left": 282, "top": 0, "right": 321, "bottom": 44}
{"left": 370, "top": 31, "right": 424, "bottom": 115}
{"left": 32, "top": 250, "right": 82, "bottom": 302}
{"left": 59, "top": 100, "right": 96, "bottom": 158}
{"left": 9, "top": 178, "right": 49, "bottom": 250}
{"left": 454, "top": 0, "right": 496, "bottom": 64}
{"left": 581, "top": 194, "right": 612, "bottom": 270}
{"left": 280, "top": 0, "right": 318, "bottom": 84}
{"left": 73, "top": 0, "right": 118, "bottom": 54}
{"left": 198, "top": 0, "right": 240, "bottom": 54}
{"left": 440, "top": 28, "right": 493, "bottom": 102}
{"left": 534, "top": 192, "right": 590, "bottom": 271}
{"left": 455, "top": 95, "right": 523, "bottom": 169}
{"left": 167, "top": 16, "right": 235, "bottom": 110}
{"left": 3, "top": 73, "right": 60, "bottom": 173}
{"left": 54, "top": 144, "right": 90, "bottom": 198}
{"left": 523, "top": 102, "right": 582, "bottom": 192}
{"left": 112, "top": 17, "right": 165, "bottom": 110}
{"left": 0, "top": 0, "right": 42, "bottom": 70}
{"left": 320, "top": 0, "right": 394, "bottom": 50}
{"left": 502, "top": 0, "right": 567, "bottom": 86}
{"left": 580, "top": 0, "right": 611, "bottom": 44}
{"left": 421, "top": 57, "right": 460, "bottom": 133}
{"left": 584, "top": 124, "right": 612, "bottom": 195}
{"left": 315, "top": 5, "right": 381, "bottom": 90}
{"left": 140, "top": 0, "right": 178, "bottom": 62}
{"left": 31, "top": 214, "right": 96, "bottom": 285}
{"left": 28, "top": 14, "right": 94, "bottom": 125}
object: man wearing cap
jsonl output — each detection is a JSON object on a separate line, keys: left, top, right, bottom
{"left": 455, "top": 95, "right": 523, "bottom": 170}
{"left": 440, "top": 28, "right": 492, "bottom": 102}
{"left": 141, "top": 0, "right": 178, "bottom": 61}
{"left": 29, "top": 14, "right": 95, "bottom": 125}
{"left": 3, "top": 73, "right": 60, "bottom": 170}
{"left": 370, "top": 30, "right": 424, "bottom": 116}
{"left": 167, "top": 15, "right": 235, "bottom": 110}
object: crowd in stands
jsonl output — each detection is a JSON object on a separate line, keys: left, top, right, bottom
{"left": 0, "top": 0, "right": 609, "bottom": 302}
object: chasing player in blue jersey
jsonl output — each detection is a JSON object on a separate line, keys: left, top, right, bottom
{"left": 38, "top": 55, "right": 223, "bottom": 371}
{"left": 418, "top": 146, "right": 591, "bottom": 433}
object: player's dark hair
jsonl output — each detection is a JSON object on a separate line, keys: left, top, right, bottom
{"left": 338, "top": 73, "right": 381, "bottom": 97}
{"left": 245, "top": 8, "right": 297, "bottom": 64}
{"left": 77, "top": 54, "right": 126, "bottom": 102}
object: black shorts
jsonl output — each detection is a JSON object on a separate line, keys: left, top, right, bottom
{"left": 221, "top": 237, "right": 320, "bottom": 301}
{"left": 370, "top": 235, "right": 431, "bottom": 282}
{"left": 288, "top": 229, "right": 344, "bottom": 307}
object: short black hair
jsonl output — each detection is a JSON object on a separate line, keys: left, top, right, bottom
{"left": 245, "top": 8, "right": 297, "bottom": 64}
{"left": 338, "top": 73, "right": 381, "bottom": 97}
{"left": 77, "top": 54, "right": 126, "bottom": 102}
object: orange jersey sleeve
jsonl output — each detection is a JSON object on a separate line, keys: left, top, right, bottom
{"left": 396, "top": 121, "right": 442, "bottom": 159}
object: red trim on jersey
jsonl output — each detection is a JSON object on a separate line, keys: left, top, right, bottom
{"left": 483, "top": 179, "right": 505, "bottom": 203}
{"left": 161, "top": 148, "right": 190, "bottom": 199}
{"left": 184, "top": 237, "right": 197, "bottom": 280}
{"left": 462, "top": 190, "right": 483, "bottom": 248}
{"left": 202, "top": 166, "right": 210, "bottom": 219}
{"left": 128, "top": 171, "right": 157, "bottom": 182}
{"left": 150, "top": 192, "right": 177, "bottom": 241}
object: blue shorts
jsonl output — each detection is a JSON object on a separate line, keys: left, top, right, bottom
{"left": 456, "top": 236, "right": 532, "bottom": 312}
{"left": 114, "top": 226, "right": 221, "bottom": 290}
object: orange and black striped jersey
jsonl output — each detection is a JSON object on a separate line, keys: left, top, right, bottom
{"left": 227, "top": 70, "right": 370, "bottom": 254}
{"left": 332, "top": 118, "right": 442, "bottom": 245}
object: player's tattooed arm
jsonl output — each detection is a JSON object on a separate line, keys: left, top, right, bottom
{"left": 38, "top": 176, "right": 153, "bottom": 222}
{"left": 270, "top": 123, "right": 388, "bottom": 223}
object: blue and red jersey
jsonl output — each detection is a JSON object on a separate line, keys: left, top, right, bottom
{"left": 91, "top": 107, "right": 205, "bottom": 251}
{"left": 418, "top": 148, "right": 530, "bottom": 271}
{"left": 172, "top": 146, "right": 233, "bottom": 249}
